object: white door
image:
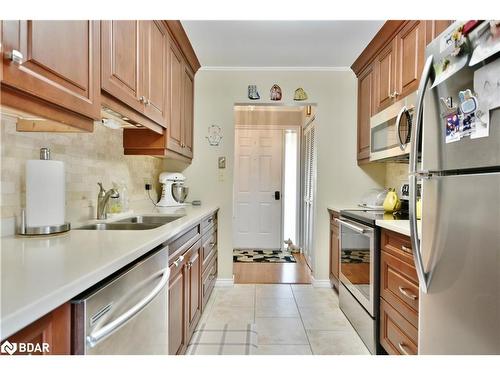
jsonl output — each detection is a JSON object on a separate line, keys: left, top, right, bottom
{"left": 302, "top": 123, "right": 316, "bottom": 269}
{"left": 234, "top": 128, "right": 283, "bottom": 249}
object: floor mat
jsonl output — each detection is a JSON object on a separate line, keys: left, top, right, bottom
{"left": 233, "top": 249, "right": 296, "bottom": 263}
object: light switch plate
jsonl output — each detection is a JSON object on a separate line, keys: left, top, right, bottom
{"left": 218, "top": 156, "right": 226, "bottom": 169}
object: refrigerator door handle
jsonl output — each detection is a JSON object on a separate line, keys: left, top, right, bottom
{"left": 409, "top": 54, "right": 434, "bottom": 294}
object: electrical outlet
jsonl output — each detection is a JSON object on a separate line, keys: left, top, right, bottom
{"left": 145, "top": 183, "right": 152, "bottom": 191}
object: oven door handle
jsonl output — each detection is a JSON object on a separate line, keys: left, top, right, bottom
{"left": 335, "top": 218, "right": 371, "bottom": 234}
{"left": 86, "top": 267, "right": 170, "bottom": 348}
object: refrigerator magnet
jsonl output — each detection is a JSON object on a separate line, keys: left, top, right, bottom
{"left": 445, "top": 113, "right": 461, "bottom": 143}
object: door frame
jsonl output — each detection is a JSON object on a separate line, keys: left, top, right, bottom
{"left": 233, "top": 124, "right": 301, "bottom": 251}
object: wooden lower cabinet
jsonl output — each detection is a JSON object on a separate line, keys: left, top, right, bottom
{"left": 379, "top": 229, "right": 419, "bottom": 355}
{"left": 328, "top": 209, "right": 340, "bottom": 290}
{"left": 1, "top": 303, "right": 71, "bottom": 355}
{"left": 186, "top": 240, "right": 202, "bottom": 339}
{"left": 168, "top": 212, "right": 218, "bottom": 355}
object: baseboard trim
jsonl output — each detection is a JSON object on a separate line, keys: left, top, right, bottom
{"left": 311, "top": 278, "right": 332, "bottom": 288}
{"left": 215, "top": 278, "right": 235, "bottom": 287}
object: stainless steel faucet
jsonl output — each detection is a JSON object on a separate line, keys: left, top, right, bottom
{"left": 97, "top": 182, "right": 120, "bottom": 220}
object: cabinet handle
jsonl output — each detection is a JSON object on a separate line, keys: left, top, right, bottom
{"left": 394, "top": 91, "right": 400, "bottom": 97}
{"left": 145, "top": 98, "right": 151, "bottom": 105}
{"left": 187, "top": 260, "right": 193, "bottom": 268}
{"left": 173, "top": 255, "right": 184, "bottom": 268}
{"left": 398, "top": 342, "right": 411, "bottom": 355}
{"left": 209, "top": 242, "right": 215, "bottom": 247}
{"left": 401, "top": 245, "right": 411, "bottom": 252}
{"left": 398, "top": 286, "right": 418, "bottom": 300}
{"left": 5, "top": 49, "right": 23, "bottom": 64}
{"left": 139, "top": 96, "right": 146, "bottom": 103}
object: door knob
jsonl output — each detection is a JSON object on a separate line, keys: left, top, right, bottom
{"left": 274, "top": 191, "right": 281, "bottom": 200}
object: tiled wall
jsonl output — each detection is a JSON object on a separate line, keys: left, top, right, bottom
{"left": 1, "top": 115, "right": 164, "bottom": 225}
{"left": 384, "top": 162, "right": 409, "bottom": 191}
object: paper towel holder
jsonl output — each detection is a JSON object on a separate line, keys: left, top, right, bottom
{"left": 17, "top": 148, "right": 71, "bottom": 236}
{"left": 18, "top": 208, "right": 71, "bottom": 236}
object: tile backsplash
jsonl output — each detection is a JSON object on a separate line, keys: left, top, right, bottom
{"left": 385, "top": 162, "right": 409, "bottom": 191}
{"left": 1, "top": 115, "right": 164, "bottom": 226}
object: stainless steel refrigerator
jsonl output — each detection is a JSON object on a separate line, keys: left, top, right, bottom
{"left": 409, "top": 20, "right": 500, "bottom": 354}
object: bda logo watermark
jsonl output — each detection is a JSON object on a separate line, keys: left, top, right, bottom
{"left": 1, "top": 341, "right": 17, "bottom": 355}
{"left": 1, "top": 340, "right": 50, "bottom": 355}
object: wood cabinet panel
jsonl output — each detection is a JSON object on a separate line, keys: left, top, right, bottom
{"left": 396, "top": 21, "right": 426, "bottom": 99}
{"left": 374, "top": 39, "right": 397, "bottom": 113}
{"left": 426, "top": 20, "right": 453, "bottom": 45}
{"left": 202, "top": 255, "right": 217, "bottom": 309}
{"left": 380, "top": 299, "right": 418, "bottom": 355}
{"left": 167, "top": 39, "right": 184, "bottom": 155}
{"left": 101, "top": 20, "right": 143, "bottom": 113}
{"left": 357, "top": 64, "right": 374, "bottom": 163}
{"left": 1, "top": 20, "right": 100, "bottom": 121}
{"left": 186, "top": 241, "right": 202, "bottom": 338}
{"left": 142, "top": 20, "right": 168, "bottom": 125}
{"left": 1, "top": 303, "right": 70, "bottom": 355}
{"left": 381, "top": 250, "right": 419, "bottom": 327}
{"left": 182, "top": 64, "right": 195, "bottom": 158}
{"left": 168, "top": 258, "right": 188, "bottom": 355}
{"left": 201, "top": 228, "right": 217, "bottom": 270}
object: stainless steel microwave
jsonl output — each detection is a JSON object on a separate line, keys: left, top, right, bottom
{"left": 370, "top": 92, "right": 416, "bottom": 162}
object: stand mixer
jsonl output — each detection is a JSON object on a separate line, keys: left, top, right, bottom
{"left": 157, "top": 172, "right": 190, "bottom": 207}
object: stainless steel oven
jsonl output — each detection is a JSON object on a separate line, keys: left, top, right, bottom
{"left": 337, "top": 214, "right": 379, "bottom": 354}
{"left": 370, "top": 91, "right": 416, "bottom": 162}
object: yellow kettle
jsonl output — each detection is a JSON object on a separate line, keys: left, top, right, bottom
{"left": 383, "top": 188, "right": 401, "bottom": 213}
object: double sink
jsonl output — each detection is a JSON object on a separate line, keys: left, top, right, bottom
{"left": 76, "top": 215, "right": 182, "bottom": 230}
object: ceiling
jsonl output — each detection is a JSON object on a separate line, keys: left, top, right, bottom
{"left": 181, "top": 21, "right": 384, "bottom": 68}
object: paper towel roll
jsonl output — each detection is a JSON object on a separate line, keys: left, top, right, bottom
{"left": 26, "top": 159, "right": 65, "bottom": 227}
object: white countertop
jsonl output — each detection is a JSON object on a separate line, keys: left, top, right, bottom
{"left": 375, "top": 219, "right": 421, "bottom": 237}
{"left": 327, "top": 205, "right": 360, "bottom": 213}
{"left": 0, "top": 205, "right": 218, "bottom": 340}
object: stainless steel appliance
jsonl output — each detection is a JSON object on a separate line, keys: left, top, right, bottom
{"left": 338, "top": 209, "right": 411, "bottom": 354}
{"left": 410, "top": 20, "right": 500, "bottom": 354}
{"left": 370, "top": 92, "right": 416, "bottom": 161}
{"left": 72, "top": 246, "right": 169, "bottom": 354}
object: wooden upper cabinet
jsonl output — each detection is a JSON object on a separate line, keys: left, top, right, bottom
{"left": 182, "top": 64, "right": 195, "bottom": 159}
{"left": 101, "top": 20, "right": 144, "bottom": 113}
{"left": 1, "top": 20, "right": 100, "bottom": 121}
{"left": 374, "top": 38, "right": 397, "bottom": 113}
{"left": 167, "top": 39, "right": 184, "bottom": 155}
{"left": 396, "top": 21, "right": 426, "bottom": 99}
{"left": 141, "top": 20, "right": 168, "bottom": 125}
{"left": 426, "top": 20, "right": 453, "bottom": 45}
{"left": 357, "top": 64, "right": 374, "bottom": 163}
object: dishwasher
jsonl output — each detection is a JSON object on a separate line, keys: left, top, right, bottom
{"left": 71, "top": 245, "right": 170, "bottom": 354}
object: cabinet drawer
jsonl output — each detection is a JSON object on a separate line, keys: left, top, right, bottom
{"left": 381, "top": 251, "right": 419, "bottom": 326}
{"left": 201, "top": 212, "right": 217, "bottom": 234}
{"left": 381, "top": 229, "right": 414, "bottom": 264}
{"left": 201, "top": 228, "right": 217, "bottom": 270}
{"left": 202, "top": 256, "right": 217, "bottom": 309}
{"left": 380, "top": 299, "right": 418, "bottom": 355}
{"left": 168, "top": 224, "right": 201, "bottom": 262}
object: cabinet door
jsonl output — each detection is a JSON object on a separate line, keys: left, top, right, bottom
{"left": 357, "top": 64, "right": 374, "bottom": 163}
{"left": 101, "top": 20, "right": 144, "bottom": 113}
{"left": 167, "top": 39, "right": 184, "bottom": 155}
{"left": 426, "top": 20, "right": 453, "bottom": 45}
{"left": 141, "top": 20, "right": 168, "bottom": 126}
{"left": 1, "top": 21, "right": 100, "bottom": 119}
{"left": 1, "top": 303, "right": 70, "bottom": 355}
{"left": 186, "top": 241, "right": 202, "bottom": 338}
{"left": 396, "top": 21, "right": 426, "bottom": 99}
{"left": 168, "top": 260, "right": 188, "bottom": 355}
{"left": 374, "top": 39, "right": 397, "bottom": 113}
{"left": 182, "top": 64, "right": 195, "bottom": 159}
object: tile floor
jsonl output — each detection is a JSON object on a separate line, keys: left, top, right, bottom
{"left": 187, "top": 284, "right": 370, "bottom": 355}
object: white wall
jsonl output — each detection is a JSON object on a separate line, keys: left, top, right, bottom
{"left": 182, "top": 69, "right": 385, "bottom": 281}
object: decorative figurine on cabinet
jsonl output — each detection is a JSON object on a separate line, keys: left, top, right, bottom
{"left": 248, "top": 85, "right": 260, "bottom": 100}
{"left": 270, "top": 84, "right": 282, "bottom": 101}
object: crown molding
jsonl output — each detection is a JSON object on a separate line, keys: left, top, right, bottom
{"left": 198, "top": 66, "right": 352, "bottom": 72}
